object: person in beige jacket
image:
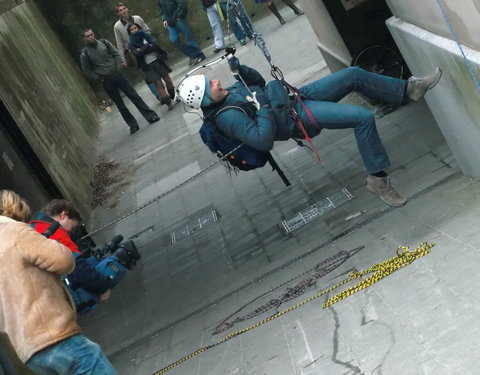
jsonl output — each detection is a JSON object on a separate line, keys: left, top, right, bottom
{"left": 0, "top": 190, "right": 117, "bottom": 375}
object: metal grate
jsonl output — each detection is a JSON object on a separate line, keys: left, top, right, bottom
{"left": 281, "top": 188, "right": 354, "bottom": 234}
{"left": 171, "top": 210, "right": 218, "bottom": 244}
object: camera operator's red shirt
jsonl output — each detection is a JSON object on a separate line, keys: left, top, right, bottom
{"left": 29, "top": 220, "right": 83, "bottom": 255}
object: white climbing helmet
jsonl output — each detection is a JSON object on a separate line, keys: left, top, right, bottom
{"left": 177, "top": 74, "right": 206, "bottom": 109}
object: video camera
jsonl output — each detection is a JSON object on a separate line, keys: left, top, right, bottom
{"left": 70, "top": 225, "right": 140, "bottom": 269}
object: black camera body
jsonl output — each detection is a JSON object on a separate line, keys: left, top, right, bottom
{"left": 70, "top": 225, "right": 141, "bottom": 269}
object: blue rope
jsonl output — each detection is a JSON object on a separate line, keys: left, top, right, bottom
{"left": 436, "top": 0, "right": 480, "bottom": 90}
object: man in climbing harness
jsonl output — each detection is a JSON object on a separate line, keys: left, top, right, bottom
{"left": 178, "top": 55, "right": 442, "bottom": 207}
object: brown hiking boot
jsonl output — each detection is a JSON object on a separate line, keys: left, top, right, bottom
{"left": 366, "top": 175, "right": 407, "bottom": 207}
{"left": 406, "top": 67, "right": 442, "bottom": 101}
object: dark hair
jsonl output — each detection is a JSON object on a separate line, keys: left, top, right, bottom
{"left": 44, "top": 199, "right": 82, "bottom": 222}
{"left": 116, "top": 2, "right": 128, "bottom": 11}
{"left": 127, "top": 22, "right": 142, "bottom": 35}
{"left": 81, "top": 28, "right": 93, "bottom": 38}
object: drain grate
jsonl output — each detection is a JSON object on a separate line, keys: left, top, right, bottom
{"left": 171, "top": 210, "right": 218, "bottom": 244}
{"left": 281, "top": 188, "right": 354, "bottom": 234}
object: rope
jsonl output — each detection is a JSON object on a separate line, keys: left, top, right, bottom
{"left": 435, "top": 0, "right": 480, "bottom": 90}
{"left": 84, "top": 143, "right": 244, "bottom": 238}
{"left": 151, "top": 242, "right": 434, "bottom": 374}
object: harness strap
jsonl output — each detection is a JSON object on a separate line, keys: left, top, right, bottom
{"left": 267, "top": 153, "right": 291, "bottom": 186}
{"left": 282, "top": 81, "right": 322, "bottom": 162}
{"left": 290, "top": 110, "right": 321, "bottom": 162}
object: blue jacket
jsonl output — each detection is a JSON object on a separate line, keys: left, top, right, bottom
{"left": 203, "top": 65, "right": 313, "bottom": 152}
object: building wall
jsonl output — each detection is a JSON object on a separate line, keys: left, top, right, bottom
{"left": 299, "top": 0, "right": 351, "bottom": 71}
{"left": 386, "top": 0, "right": 480, "bottom": 176}
{"left": 0, "top": 0, "right": 98, "bottom": 218}
{"left": 385, "top": 0, "right": 480, "bottom": 51}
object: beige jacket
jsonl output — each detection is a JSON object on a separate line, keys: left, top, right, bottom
{"left": 0, "top": 216, "right": 81, "bottom": 362}
{"left": 113, "top": 15, "right": 150, "bottom": 61}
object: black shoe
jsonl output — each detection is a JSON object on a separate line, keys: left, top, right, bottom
{"left": 193, "top": 55, "right": 206, "bottom": 65}
{"left": 188, "top": 57, "right": 195, "bottom": 66}
{"left": 168, "top": 87, "right": 176, "bottom": 100}
{"left": 130, "top": 126, "right": 139, "bottom": 135}
{"left": 213, "top": 47, "right": 225, "bottom": 53}
{"left": 148, "top": 114, "right": 160, "bottom": 124}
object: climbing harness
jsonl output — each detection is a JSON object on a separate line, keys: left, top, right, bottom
{"left": 151, "top": 242, "right": 434, "bottom": 375}
{"left": 435, "top": 0, "right": 480, "bottom": 90}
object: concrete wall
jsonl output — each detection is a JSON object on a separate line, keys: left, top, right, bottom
{"left": 0, "top": 0, "right": 98, "bottom": 218}
{"left": 387, "top": 18, "right": 480, "bottom": 176}
{"left": 385, "top": 0, "right": 480, "bottom": 51}
{"left": 385, "top": 0, "right": 480, "bottom": 177}
{"left": 298, "top": 0, "right": 351, "bottom": 71}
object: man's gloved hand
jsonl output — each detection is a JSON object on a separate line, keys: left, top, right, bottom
{"left": 246, "top": 91, "right": 269, "bottom": 110}
{"left": 255, "top": 92, "right": 269, "bottom": 107}
{"left": 227, "top": 54, "right": 240, "bottom": 74}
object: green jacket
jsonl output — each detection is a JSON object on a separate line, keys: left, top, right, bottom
{"left": 157, "top": 0, "right": 188, "bottom": 27}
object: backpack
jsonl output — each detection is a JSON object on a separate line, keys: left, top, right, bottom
{"left": 200, "top": 103, "right": 291, "bottom": 186}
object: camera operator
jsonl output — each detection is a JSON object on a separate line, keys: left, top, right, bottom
{"left": 30, "top": 199, "right": 140, "bottom": 314}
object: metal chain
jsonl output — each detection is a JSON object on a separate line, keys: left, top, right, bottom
{"left": 152, "top": 242, "right": 434, "bottom": 375}
{"left": 213, "top": 246, "right": 365, "bottom": 334}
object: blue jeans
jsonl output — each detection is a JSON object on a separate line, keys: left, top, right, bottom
{"left": 168, "top": 20, "right": 205, "bottom": 59}
{"left": 222, "top": 1, "right": 254, "bottom": 41}
{"left": 296, "top": 67, "right": 406, "bottom": 174}
{"left": 27, "top": 335, "right": 117, "bottom": 375}
{"left": 66, "top": 256, "right": 127, "bottom": 314}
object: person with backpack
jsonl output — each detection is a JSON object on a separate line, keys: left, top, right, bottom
{"left": 0, "top": 190, "right": 117, "bottom": 374}
{"left": 128, "top": 23, "right": 175, "bottom": 110}
{"left": 178, "top": 54, "right": 442, "bottom": 207}
{"left": 80, "top": 28, "right": 160, "bottom": 135}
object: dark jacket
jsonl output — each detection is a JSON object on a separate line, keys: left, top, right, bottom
{"left": 30, "top": 212, "right": 114, "bottom": 295}
{"left": 202, "top": 65, "right": 311, "bottom": 152}
{"left": 128, "top": 31, "right": 170, "bottom": 72}
{"left": 80, "top": 39, "right": 122, "bottom": 81}
{"left": 157, "top": 0, "right": 188, "bottom": 27}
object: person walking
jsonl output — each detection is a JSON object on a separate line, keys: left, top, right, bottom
{"left": 201, "top": 0, "right": 254, "bottom": 47}
{"left": 201, "top": 0, "right": 226, "bottom": 53}
{"left": 0, "top": 190, "right": 117, "bottom": 374}
{"left": 80, "top": 29, "right": 160, "bottom": 135}
{"left": 178, "top": 56, "right": 442, "bottom": 207}
{"left": 156, "top": 0, "right": 206, "bottom": 66}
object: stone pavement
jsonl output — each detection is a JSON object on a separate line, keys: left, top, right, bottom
{"left": 80, "top": 6, "right": 480, "bottom": 375}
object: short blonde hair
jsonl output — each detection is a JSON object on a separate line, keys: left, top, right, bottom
{"left": 0, "top": 190, "right": 31, "bottom": 222}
